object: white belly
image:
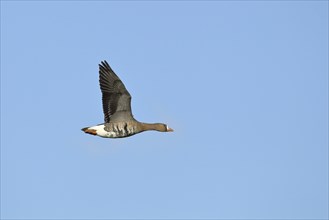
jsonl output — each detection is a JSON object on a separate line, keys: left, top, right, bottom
{"left": 88, "top": 125, "right": 118, "bottom": 138}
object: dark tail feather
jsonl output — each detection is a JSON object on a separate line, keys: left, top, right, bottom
{"left": 81, "top": 127, "right": 97, "bottom": 135}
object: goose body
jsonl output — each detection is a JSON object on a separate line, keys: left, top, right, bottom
{"left": 82, "top": 61, "right": 173, "bottom": 138}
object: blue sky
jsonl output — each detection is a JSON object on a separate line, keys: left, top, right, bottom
{"left": 1, "top": 1, "right": 328, "bottom": 219}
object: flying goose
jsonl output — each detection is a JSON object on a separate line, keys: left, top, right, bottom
{"left": 82, "top": 60, "right": 173, "bottom": 138}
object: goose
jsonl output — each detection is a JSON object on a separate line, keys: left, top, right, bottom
{"left": 82, "top": 60, "right": 173, "bottom": 138}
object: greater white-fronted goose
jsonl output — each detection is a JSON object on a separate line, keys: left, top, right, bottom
{"left": 82, "top": 60, "right": 173, "bottom": 138}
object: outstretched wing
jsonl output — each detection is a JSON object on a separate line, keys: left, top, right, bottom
{"left": 99, "top": 60, "right": 133, "bottom": 123}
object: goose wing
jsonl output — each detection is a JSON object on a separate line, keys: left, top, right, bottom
{"left": 99, "top": 60, "right": 133, "bottom": 123}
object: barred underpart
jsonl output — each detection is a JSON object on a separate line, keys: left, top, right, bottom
{"left": 104, "top": 121, "right": 140, "bottom": 138}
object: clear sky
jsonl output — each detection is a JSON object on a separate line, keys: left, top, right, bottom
{"left": 1, "top": 1, "right": 328, "bottom": 219}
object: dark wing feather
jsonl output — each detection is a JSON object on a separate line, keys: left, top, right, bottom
{"left": 99, "top": 60, "right": 133, "bottom": 123}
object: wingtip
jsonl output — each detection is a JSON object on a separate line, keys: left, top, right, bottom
{"left": 99, "top": 60, "right": 112, "bottom": 72}
{"left": 100, "top": 60, "right": 109, "bottom": 66}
